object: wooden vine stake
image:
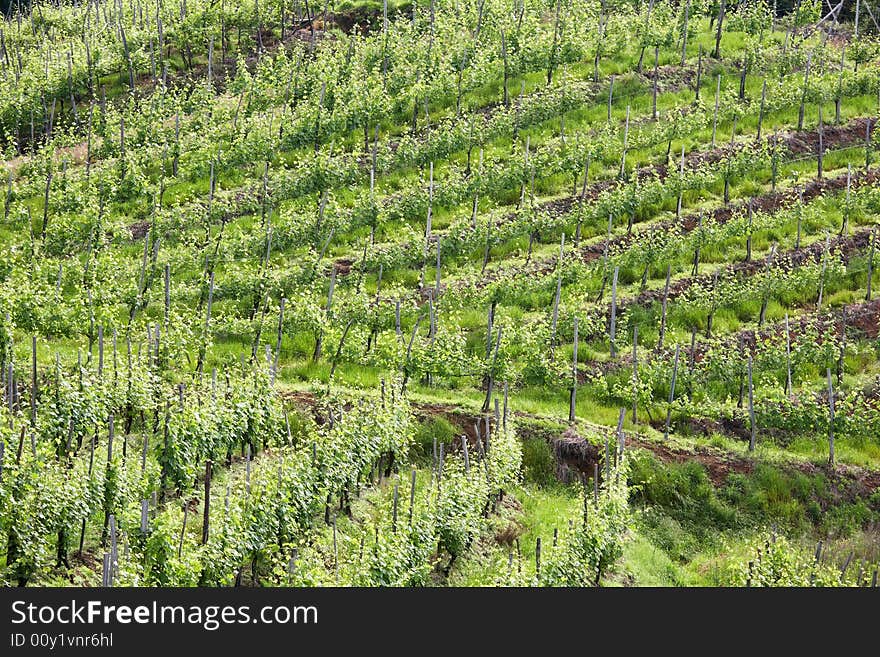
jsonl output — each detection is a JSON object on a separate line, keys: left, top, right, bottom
{"left": 713, "top": 0, "right": 726, "bottom": 58}
{"left": 30, "top": 336, "right": 37, "bottom": 425}
{"left": 596, "top": 215, "right": 613, "bottom": 301}
{"left": 535, "top": 537, "right": 541, "bottom": 579}
{"left": 770, "top": 131, "right": 779, "bottom": 191}
{"left": 408, "top": 468, "right": 417, "bottom": 526}
{"left": 604, "top": 431, "right": 612, "bottom": 485}
{"left": 503, "top": 381, "right": 509, "bottom": 430}
{"left": 196, "top": 271, "right": 214, "bottom": 374}
{"left": 680, "top": 0, "right": 690, "bottom": 66}
{"left": 101, "top": 553, "right": 111, "bottom": 587}
{"left": 582, "top": 476, "right": 589, "bottom": 523}
{"left": 664, "top": 345, "right": 680, "bottom": 440}
{"left": 866, "top": 229, "right": 875, "bottom": 302}
{"left": 711, "top": 74, "right": 721, "bottom": 147}
{"left": 332, "top": 515, "right": 338, "bottom": 583}
{"left": 245, "top": 444, "right": 252, "bottom": 497}
{"left": 313, "top": 267, "right": 334, "bottom": 362}
{"left": 550, "top": 233, "right": 565, "bottom": 355}
{"left": 607, "top": 75, "right": 614, "bottom": 123}
{"left": 391, "top": 482, "right": 399, "bottom": 533}
{"left": 177, "top": 501, "right": 188, "bottom": 559}
{"left": 784, "top": 314, "right": 793, "bottom": 397}
{"left": 609, "top": 266, "right": 619, "bottom": 357}
{"left": 676, "top": 146, "right": 685, "bottom": 218}
{"left": 798, "top": 53, "right": 811, "bottom": 131}
{"left": 658, "top": 264, "right": 671, "bottom": 348}
{"left": 288, "top": 549, "right": 298, "bottom": 585}
{"left": 101, "top": 414, "right": 115, "bottom": 546}
{"left": 757, "top": 79, "right": 767, "bottom": 140}
{"left": 501, "top": 30, "right": 510, "bottom": 107}
{"left": 437, "top": 442, "right": 445, "bottom": 489}
{"left": 841, "top": 165, "right": 851, "bottom": 237}
{"left": 827, "top": 368, "right": 835, "bottom": 467}
{"left": 835, "top": 47, "right": 845, "bottom": 125}
{"left": 569, "top": 316, "right": 578, "bottom": 423}
{"left": 79, "top": 434, "right": 95, "bottom": 555}
{"left": 140, "top": 499, "right": 149, "bottom": 536}
{"left": 483, "top": 323, "right": 502, "bottom": 413}
{"left": 109, "top": 515, "right": 118, "bottom": 583}
{"left": 651, "top": 46, "right": 659, "bottom": 120}
{"left": 631, "top": 326, "right": 638, "bottom": 424}
{"left": 434, "top": 237, "right": 442, "bottom": 300}
{"left": 694, "top": 44, "right": 703, "bottom": 102}
{"left": 747, "top": 356, "right": 756, "bottom": 452}
{"left": 837, "top": 309, "right": 846, "bottom": 387}
{"left": 272, "top": 297, "right": 285, "bottom": 384}
{"left": 746, "top": 201, "right": 753, "bottom": 262}
{"left": 817, "top": 234, "right": 830, "bottom": 308}
{"left": 420, "top": 162, "right": 434, "bottom": 289}
{"left": 202, "top": 460, "right": 212, "bottom": 545}
{"left": 619, "top": 106, "right": 630, "bottom": 179}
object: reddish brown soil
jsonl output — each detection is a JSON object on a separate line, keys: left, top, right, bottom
{"left": 333, "top": 258, "right": 354, "bottom": 275}
{"left": 411, "top": 402, "right": 490, "bottom": 451}
{"left": 845, "top": 298, "right": 880, "bottom": 338}
{"left": 633, "top": 436, "right": 754, "bottom": 486}
{"left": 128, "top": 220, "right": 152, "bottom": 240}
{"left": 784, "top": 117, "right": 874, "bottom": 155}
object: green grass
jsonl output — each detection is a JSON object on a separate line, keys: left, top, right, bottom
{"left": 618, "top": 531, "right": 704, "bottom": 586}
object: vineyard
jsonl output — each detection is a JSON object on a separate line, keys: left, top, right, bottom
{"left": 0, "top": 0, "right": 879, "bottom": 588}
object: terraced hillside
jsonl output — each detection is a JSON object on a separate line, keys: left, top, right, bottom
{"left": 1, "top": 0, "right": 879, "bottom": 587}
